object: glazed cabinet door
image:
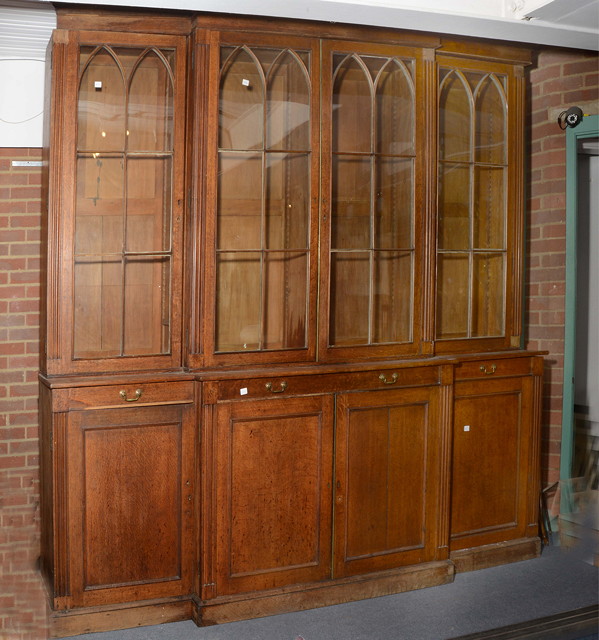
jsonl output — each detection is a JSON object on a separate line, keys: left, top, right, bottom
{"left": 63, "top": 403, "right": 195, "bottom": 608}
{"left": 212, "top": 394, "right": 334, "bottom": 595}
{"left": 319, "top": 40, "right": 434, "bottom": 362}
{"left": 435, "top": 55, "right": 525, "bottom": 353}
{"left": 44, "top": 30, "right": 188, "bottom": 375}
{"left": 192, "top": 31, "right": 320, "bottom": 368}
{"left": 334, "top": 386, "right": 445, "bottom": 577}
{"left": 450, "top": 374, "right": 538, "bottom": 551}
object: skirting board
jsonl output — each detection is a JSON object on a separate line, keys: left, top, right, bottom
{"left": 197, "top": 560, "right": 455, "bottom": 625}
{"left": 450, "top": 537, "right": 542, "bottom": 573}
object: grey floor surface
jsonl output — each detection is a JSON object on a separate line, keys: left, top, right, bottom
{"left": 72, "top": 545, "right": 598, "bottom": 640}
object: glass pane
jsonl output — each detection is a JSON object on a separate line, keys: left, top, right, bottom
{"left": 439, "top": 71, "right": 471, "bottom": 163}
{"left": 438, "top": 164, "right": 470, "bottom": 251}
{"left": 475, "top": 75, "right": 506, "bottom": 164}
{"left": 333, "top": 56, "right": 372, "bottom": 153}
{"left": 126, "top": 157, "right": 172, "bottom": 252}
{"left": 330, "top": 252, "right": 370, "bottom": 346}
{"left": 75, "top": 156, "right": 124, "bottom": 254}
{"left": 219, "top": 48, "right": 264, "bottom": 150}
{"left": 474, "top": 166, "right": 505, "bottom": 250}
{"left": 332, "top": 155, "right": 371, "bottom": 250}
{"left": 376, "top": 60, "right": 414, "bottom": 156}
{"left": 78, "top": 48, "right": 126, "bottom": 151}
{"left": 263, "top": 252, "right": 308, "bottom": 349}
{"left": 267, "top": 51, "right": 310, "bottom": 151}
{"left": 436, "top": 253, "right": 469, "bottom": 339}
{"left": 217, "top": 152, "right": 262, "bottom": 251}
{"left": 266, "top": 153, "right": 309, "bottom": 250}
{"left": 375, "top": 158, "right": 413, "bottom": 250}
{"left": 373, "top": 251, "right": 412, "bottom": 343}
{"left": 472, "top": 253, "right": 504, "bottom": 337}
{"left": 128, "top": 50, "right": 174, "bottom": 152}
{"left": 74, "top": 257, "right": 122, "bottom": 357}
{"left": 216, "top": 252, "right": 261, "bottom": 352}
{"left": 123, "top": 256, "right": 170, "bottom": 355}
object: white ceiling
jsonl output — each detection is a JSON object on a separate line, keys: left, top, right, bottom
{"left": 0, "top": 0, "right": 598, "bottom": 60}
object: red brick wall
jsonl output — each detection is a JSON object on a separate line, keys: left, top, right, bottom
{"left": 0, "top": 148, "right": 48, "bottom": 639}
{"left": 526, "top": 49, "right": 599, "bottom": 494}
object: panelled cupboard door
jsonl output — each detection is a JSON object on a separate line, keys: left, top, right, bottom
{"left": 194, "top": 31, "right": 320, "bottom": 368}
{"left": 44, "top": 30, "right": 188, "bottom": 375}
{"left": 435, "top": 55, "right": 525, "bottom": 354}
{"left": 214, "top": 395, "right": 334, "bottom": 595}
{"left": 450, "top": 376, "right": 534, "bottom": 550}
{"left": 65, "top": 404, "right": 195, "bottom": 607}
{"left": 334, "top": 386, "right": 443, "bottom": 578}
{"left": 319, "top": 40, "right": 433, "bottom": 362}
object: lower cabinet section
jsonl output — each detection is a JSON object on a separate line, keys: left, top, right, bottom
{"left": 40, "top": 356, "right": 543, "bottom": 637}
{"left": 40, "top": 380, "right": 197, "bottom": 615}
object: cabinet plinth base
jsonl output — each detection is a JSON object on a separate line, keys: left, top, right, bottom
{"left": 198, "top": 560, "right": 454, "bottom": 626}
{"left": 450, "top": 537, "right": 541, "bottom": 573}
{"left": 49, "top": 597, "right": 193, "bottom": 639}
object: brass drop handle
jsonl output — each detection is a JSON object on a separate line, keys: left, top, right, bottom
{"left": 479, "top": 364, "right": 497, "bottom": 375}
{"left": 379, "top": 372, "right": 398, "bottom": 385}
{"left": 265, "top": 381, "right": 287, "bottom": 394}
{"left": 119, "top": 389, "right": 142, "bottom": 402}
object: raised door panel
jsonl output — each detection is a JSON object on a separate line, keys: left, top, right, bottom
{"left": 214, "top": 394, "right": 333, "bottom": 595}
{"left": 66, "top": 403, "right": 195, "bottom": 607}
{"left": 334, "top": 386, "right": 443, "bottom": 578}
{"left": 450, "top": 376, "right": 533, "bottom": 550}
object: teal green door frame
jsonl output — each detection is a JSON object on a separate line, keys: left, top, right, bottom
{"left": 561, "top": 114, "right": 598, "bottom": 513}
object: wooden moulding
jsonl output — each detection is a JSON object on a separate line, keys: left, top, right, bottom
{"left": 199, "top": 561, "right": 454, "bottom": 626}
{"left": 450, "top": 537, "right": 541, "bottom": 573}
{"left": 49, "top": 597, "right": 193, "bottom": 639}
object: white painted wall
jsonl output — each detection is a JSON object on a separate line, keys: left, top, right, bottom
{"left": 0, "top": 59, "right": 46, "bottom": 147}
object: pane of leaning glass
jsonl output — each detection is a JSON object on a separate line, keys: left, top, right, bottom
{"left": 375, "top": 157, "right": 413, "bottom": 250}
{"left": 123, "top": 256, "right": 171, "bottom": 355}
{"left": 373, "top": 251, "right": 413, "bottom": 343}
{"left": 126, "top": 157, "right": 172, "bottom": 253}
{"left": 472, "top": 253, "right": 505, "bottom": 337}
{"left": 265, "top": 153, "right": 310, "bottom": 250}
{"left": 438, "top": 163, "right": 470, "bottom": 251}
{"left": 128, "top": 49, "right": 175, "bottom": 152}
{"left": 332, "top": 155, "right": 371, "bottom": 250}
{"left": 75, "top": 156, "right": 124, "bottom": 255}
{"left": 474, "top": 166, "right": 506, "bottom": 250}
{"left": 73, "top": 257, "right": 123, "bottom": 358}
{"left": 329, "top": 252, "right": 370, "bottom": 346}
{"left": 78, "top": 47, "right": 126, "bottom": 152}
{"left": 219, "top": 47, "right": 264, "bottom": 151}
{"left": 217, "top": 152, "right": 262, "bottom": 251}
{"left": 267, "top": 51, "right": 310, "bottom": 151}
{"left": 216, "top": 252, "right": 261, "bottom": 352}
{"left": 263, "top": 252, "right": 308, "bottom": 350}
{"left": 436, "top": 253, "right": 469, "bottom": 339}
